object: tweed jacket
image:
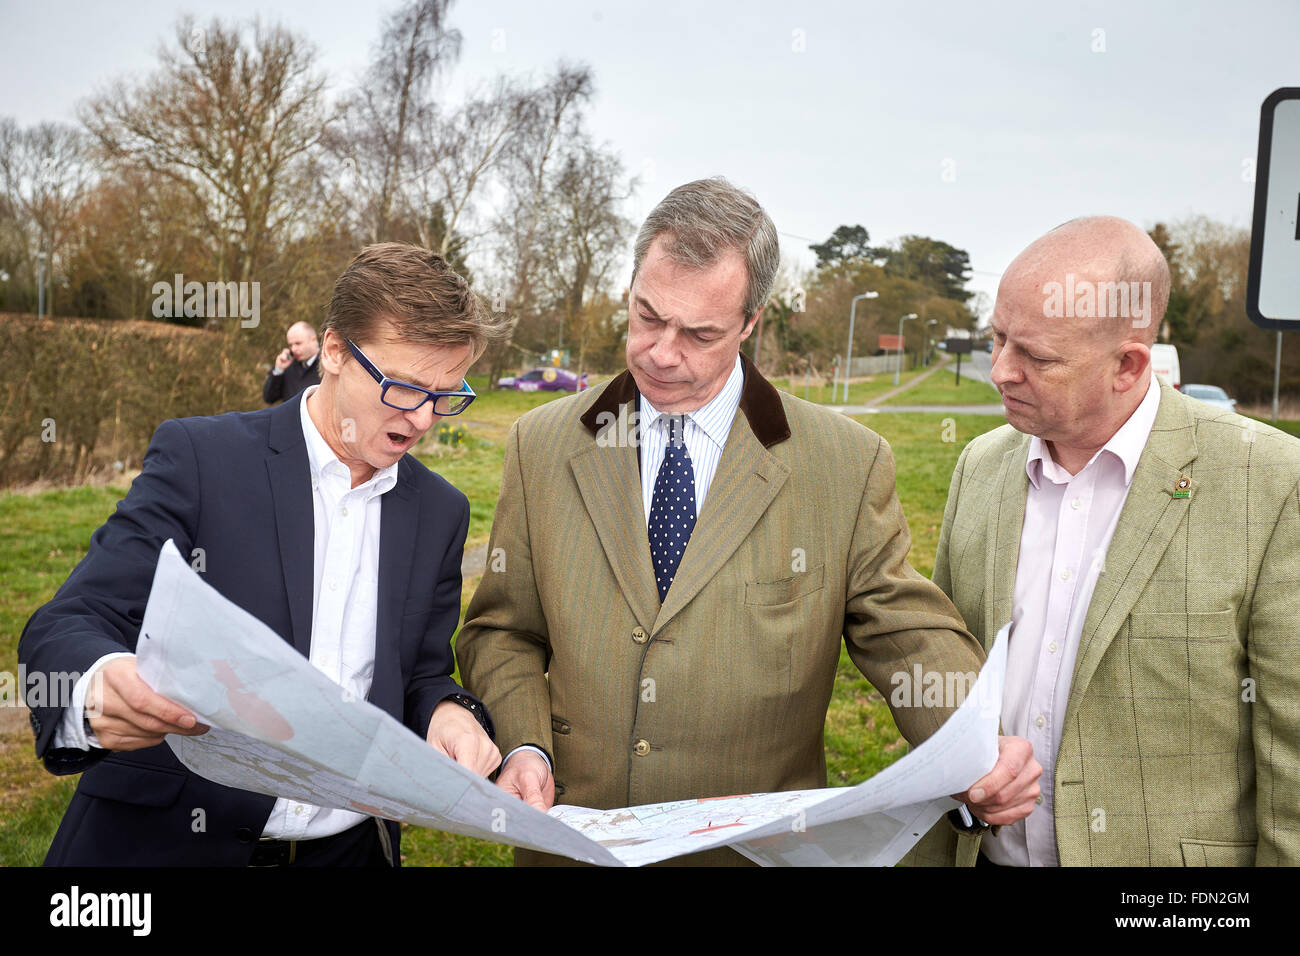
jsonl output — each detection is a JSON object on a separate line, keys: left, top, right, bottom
{"left": 907, "top": 381, "right": 1300, "bottom": 866}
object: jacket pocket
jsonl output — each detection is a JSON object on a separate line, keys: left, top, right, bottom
{"left": 548, "top": 716, "right": 569, "bottom": 798}
{"left": 745, "top": 564, "right": 825, "bottom": 606}
{"left": 1126, "top": 609, "right": 1244, "bottom": 680}
{"left": 1125, "top": 609, "right": 1246, "bottom": 735}
{"left": 79, "top": 757, "right": 188, "bottom": 808}
{"left": 1180, "top": 839, "right": 1256, "bottom": 866}
{"left": 1128, "top": 608, "right": 1237, "bottom": 641}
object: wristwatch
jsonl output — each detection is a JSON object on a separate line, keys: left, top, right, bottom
{"left": 445, "top": 693, "right": 491, "bottom": 734}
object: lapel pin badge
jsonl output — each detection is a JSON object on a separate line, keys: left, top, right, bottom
{"left": 1173, "top": 476, "right": 1192, "bottom": 499}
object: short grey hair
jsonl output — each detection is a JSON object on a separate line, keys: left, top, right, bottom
{"left": 631, "top": 177, "right": 779, "bottom": 321}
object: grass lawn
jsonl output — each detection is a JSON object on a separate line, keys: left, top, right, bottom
{"left": 822, "top": 414, "right": 1008, "bottom": 784}
{"left": 769, "top": 364, "right": 930, "bottom": 406}
{"left": 0, "top": 487, "right": 132, "bottom": 865}
{"left": 424, "top": 376, "right": 612, "bottom": 549}
{"left": 1249, "top": 415, "right": 1300, "bottom": 440}
{"left": 881, "top": 368, "right": 1000, "bottom": 406}
{"left": 0, "top": 486, "right": 128, "bottom": 678}
{"left": 7, "top": 382, "right": 1219, "bottom": 866}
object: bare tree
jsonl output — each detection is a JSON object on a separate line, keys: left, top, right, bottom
{"left": 80, "top": 16, "right": 333, "bottom": 285}
{"left": 486, "top": 63, "right": 593, "bottom": 378}
{"left": 0, "top": 117, "right": 94, "bottom": 314}
{"left": 329, "top": 0, "right": 461, "bottom": 244}
{"left": 404, "top": 76, "right": 530, "bottom": 257}
{"left": 536, "top": 140, "right": 636, "bottom": 377}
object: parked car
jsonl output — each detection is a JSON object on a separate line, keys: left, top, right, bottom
{"left": 1181, "top": 384, "right": 1237, "bottom": 412}
{"left": 1149, "top": 343, "right": 1181, "bottom": 389}
{"left": 495, "top": 367, "right": 589, "bottom": 392}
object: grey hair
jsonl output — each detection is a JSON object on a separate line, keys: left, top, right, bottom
{"left": 631, "top": 177, "right": 779, "bottom": 321}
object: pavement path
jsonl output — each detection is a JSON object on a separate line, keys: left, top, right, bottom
{"left": 463, "top": 541, "right": 489, "bottom": 578}
{"left": 0, "top": 704, "right": 28, "bottom": 735}
{"left": 853, "top": 357, "right": 951, "bottom": 407}
{"left": 827, "top": 351, "right": 1004, "bottom": 418}
{"left": 957, "top": 349, "right": 994, "bottom": 385}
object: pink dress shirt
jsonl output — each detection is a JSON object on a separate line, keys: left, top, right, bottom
{"left": 983, "top": 374, "right": 1161, "bottom": 866}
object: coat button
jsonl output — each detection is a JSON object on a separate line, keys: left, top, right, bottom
{"left": 633, "top": 739, "right": 650, "bottom": 756}
{"left": 235, "top": 828, "right": 255, "bottom": 844}
{"left": 631, "top": 626, "right": 648, "bottom": 645}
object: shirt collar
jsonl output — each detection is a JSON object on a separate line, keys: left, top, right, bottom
{"left": 638, "top": 355, "right": 744, "bottom": 450}
{"left": 299, "top": 385, "right": 398, "bottom": 497}
{"left": 304, "top": 352, "right": 318, "bottom": 368}
{"left": 1025, "top": 372, "right": 1162, "bottom": 489}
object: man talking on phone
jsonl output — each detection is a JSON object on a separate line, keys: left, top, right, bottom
{"left": 264, "top": 321, "right": 321, "bottom": 404}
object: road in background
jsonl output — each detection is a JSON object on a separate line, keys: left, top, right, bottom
{"left": 957, "top": 349, "right": 994, "bottom": 386}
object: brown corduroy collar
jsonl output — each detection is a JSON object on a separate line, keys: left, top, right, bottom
{"left": 579, "top": 351, "right": 791, "bottom": 449}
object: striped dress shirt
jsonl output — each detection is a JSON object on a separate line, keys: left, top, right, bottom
{"left": 638, "top": 355, "right": 745, "bottom": 523}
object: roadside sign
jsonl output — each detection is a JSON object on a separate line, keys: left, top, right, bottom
{"left": 1247, "top": 87, "right": 1300, "bottom": 329}
{"left": 943, "top": 337, "right": 973, "bottom": 384}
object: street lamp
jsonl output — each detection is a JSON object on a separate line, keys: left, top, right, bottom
{"left": 893, "top": 313, "right": 918, "bottom": 385}
{"left": 925, "top": 318, "right": 938, "bottom": 365}
{"left": 843, "top": 291, "right": 878, "bottom": 402}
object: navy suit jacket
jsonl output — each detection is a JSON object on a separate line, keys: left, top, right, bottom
{"left": 263, "top": 357, "right": 321, "bottom": 404}
{"left": 19, "top": 392, "right": 484, "bottom": 865}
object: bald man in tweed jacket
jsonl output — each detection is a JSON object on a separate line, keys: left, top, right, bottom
{"left": 907, "top": 217, "right": 1300, "bottom": 867}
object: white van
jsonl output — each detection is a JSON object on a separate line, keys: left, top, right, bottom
{"left": 1150, "top": 344, "right": 1181, "bottom": 389}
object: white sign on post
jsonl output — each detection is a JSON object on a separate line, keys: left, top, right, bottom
{"left": 1247, "top": 88, "right": 1300, "bottom": 329}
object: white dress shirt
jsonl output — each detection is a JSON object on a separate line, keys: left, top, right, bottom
{"left": 637, "top": 354, "right": 745, "bottom": 522}
{"left": 984, "top": 374, "right": 1161, "bottom": 866}
{"left": 261, "top": 385, "right": 396, "bottom": 839}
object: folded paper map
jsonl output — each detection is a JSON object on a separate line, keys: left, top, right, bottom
{"left": 136, "top": 540, "right": 1006, "bottom": 866}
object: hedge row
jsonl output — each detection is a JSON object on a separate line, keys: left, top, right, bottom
{"left": 0, "top": 314, "right": 266, "bottom": 487}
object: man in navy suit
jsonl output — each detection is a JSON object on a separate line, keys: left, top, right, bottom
{"left": 19, "top": 243, "right": 506, "bottom": 866}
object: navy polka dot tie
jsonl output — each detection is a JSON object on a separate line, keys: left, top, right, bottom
{"left": 648, "top": 414, "right": 696, "bottom": 603}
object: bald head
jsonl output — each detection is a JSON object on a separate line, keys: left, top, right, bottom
{"left": 1002, "top": 216, "right": 1170, "bottom": 347}
{"left": 286, "top": 322, "right": 319, "bottom": 362}
{"left": 989, "top": 216, "right": 1172, "bottom": 473}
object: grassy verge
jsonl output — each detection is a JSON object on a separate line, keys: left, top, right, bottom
{"left": 858, "top": 413, "right": 1006, "bottom": 576}
{"left": 1248, "top": 415, "right": 1300, "bottom": 439}
{"left": 770, "top": 364, "right": 931, "bottom": 405}
{"left": 0, "top": 486, "right": 127, "bottom": 677}
{"left": 418, "top": 377, "right": 593, "bottom": 549}
{"left": 881, "top": 369, "right": 1000, "bottom": 406}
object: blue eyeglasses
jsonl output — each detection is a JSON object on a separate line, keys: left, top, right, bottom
{"left": 344, "top": 337, "right": 476, "bottom": 415}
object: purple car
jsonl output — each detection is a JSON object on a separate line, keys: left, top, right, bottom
{"left": 496, "top": 367, "right": 589, "bottom": 392}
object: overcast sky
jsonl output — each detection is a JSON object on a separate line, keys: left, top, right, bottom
{"left": 2, "top": 0, "right": 1295, "bottom": 312}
